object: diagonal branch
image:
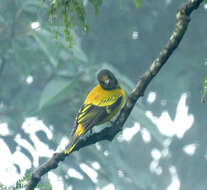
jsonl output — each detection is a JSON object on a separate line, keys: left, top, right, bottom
{"left": 25, "top": 0, "right": 204, "bottom": 189}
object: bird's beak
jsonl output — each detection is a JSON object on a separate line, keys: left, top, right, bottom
{"left": 104, "top": 79, "right": 110, "bottom": 85}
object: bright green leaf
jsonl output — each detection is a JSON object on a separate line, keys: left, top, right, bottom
{"left": 134, "top": 0, "right": 142, "bottom": 9}
{"left": 201, "top": 77, "right": 207, "bottom": 103}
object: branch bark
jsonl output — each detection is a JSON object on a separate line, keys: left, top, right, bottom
{"left": 25, "top": 0, "right": 204, "bottom": 189}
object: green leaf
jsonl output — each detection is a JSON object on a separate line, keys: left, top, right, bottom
{"left": 30, "top": 29, "right": 59, "bottom": 67}
{"left": 31, "top": 28, "right": 88, "bottom": 65}
{"left": 134, "top": 0, "right": 142, "bottom": 9}
{"left": 201, "top": 59, "right": 207, "bottom": 102}
{"left": 205, "top": 0, "right": 207, "bottom": 4}
{"left": 89, "top": 0, "right": 103, "bottom": 14}
{"left": 39, "top": 79, "right": 77, "bottom": 110}
{"left": 201, "top": 76, "right": 207, "bottom": 103}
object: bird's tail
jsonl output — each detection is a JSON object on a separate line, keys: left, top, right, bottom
{"left": 64, "top": 133, "right": 80, "bottom": 154}
{"left": 64, "top": 123, "right": 85, "bottom": 155}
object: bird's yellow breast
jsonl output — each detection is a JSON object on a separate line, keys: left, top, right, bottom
{"left": 84, "top": 84, "right": 125, "bottom": 107}
{"left": 83, "top": 84, "right": 125, "bottom": 124}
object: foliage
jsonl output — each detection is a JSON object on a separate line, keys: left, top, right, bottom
{"left": 201, "top": 69, "right": 207, "bottom": 103}
{"left": 47, "top": 0, "right": 103, "bottom": 47}
{"left": 201, "top": 59, "right": 207, "bottom": 102}
{"left": 0, "top": 173, "right": 51, "bottom": 190}
{"left": 47, "top": 0, "right": 141, "bottom": 46}
{"left": 0, "top": 0, "right": 207, "bottom": 190}
{"left": 133, "top": 0, "right": 142, "bottom": 9}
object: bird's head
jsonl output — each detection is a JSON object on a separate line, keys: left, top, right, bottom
{"left": 97, "top": 69, "right": 120, "bottom": 90}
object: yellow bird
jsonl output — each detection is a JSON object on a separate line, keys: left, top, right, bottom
{"left": 65, "top": 69, "right": 125, "bottom": 154}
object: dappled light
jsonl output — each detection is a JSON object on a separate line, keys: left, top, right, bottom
{"left": 146, "top": 93, "right": 194, "bottom": 137}
{"left": 0, "top": 0, "right": 206, "bottom": 189}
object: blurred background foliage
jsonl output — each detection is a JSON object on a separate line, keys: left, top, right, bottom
{"left": 0, "top": 0, "right": 207, "bottom": 190}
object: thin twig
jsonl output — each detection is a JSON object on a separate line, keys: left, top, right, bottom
{"left": 25, "top": 0, "right": 204, "bottom": 189}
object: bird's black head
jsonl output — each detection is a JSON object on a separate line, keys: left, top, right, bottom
{"left": 97, "top": 69, "right": 119, "bottom": 90}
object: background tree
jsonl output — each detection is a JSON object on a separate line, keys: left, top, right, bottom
{"left": 0, "top": 0, "right": 206, "bottom": 190}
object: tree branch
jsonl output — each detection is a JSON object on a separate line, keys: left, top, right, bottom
{"left": 25, "top": 0, "right": 204, "bottom": 189}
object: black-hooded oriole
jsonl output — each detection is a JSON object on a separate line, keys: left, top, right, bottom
{"left": 65, "top": 69, "right": 125, "bottom": 154}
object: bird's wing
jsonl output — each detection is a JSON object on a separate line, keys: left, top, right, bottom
{"left": 65, "top": 90, "right": 124, "bottom": 154}
{"left": 72, "top": 95, "right": 123, "bottom": 135}
{"left": 96, "top": 94, "right": 123, "bottom": 107}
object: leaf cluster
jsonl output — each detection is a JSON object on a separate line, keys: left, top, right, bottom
{"left": 48, "top": 0, "right": 103, "bottom": 46}
{"left": 201, "top": 59, "right": 207, "bottom": 102}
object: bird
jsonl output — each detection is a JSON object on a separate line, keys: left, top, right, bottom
{"left": 64, "top": 69, "right": 125, "bottom": 154}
